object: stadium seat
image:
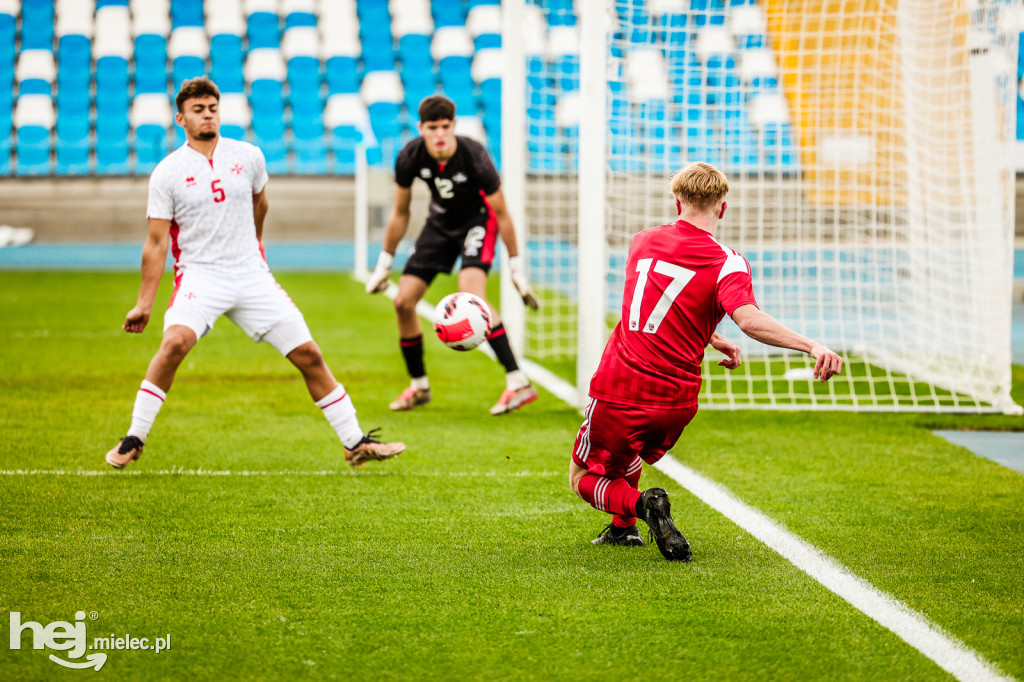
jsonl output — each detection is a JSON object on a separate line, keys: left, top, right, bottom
{"left": 245, "top": 47, "right": 287, "bottom": 173}
{"left": 246, "top": 0, "right": 281, "bottom": 50}
{"left": 16, "top": 50, "right": 57, "bottom": 97}
{"left": 467, "top": 4, "right": 501, "bottom": 50}
{"left": 21, "top": 0, "right": 55, "bottom": 50}
{"left": 361, "top": 70, "right": 404, "bottom": 143}
{"left": 130, "top": 93, "right": 172, "bottom": 172}
{"left": 283, "top": 0, "right": 316, "bottom": 29}
{"left": 219, "top": 91, "right": 250, "bottom": 141}
{"left": 324, "top": 92, "right": 372, "bottom": 175}
{"left": 431, "top": 0, "right": 466, "bottom": 30}
{"left": 729, "top": 3, "right": 767, "bottom": 48}
{"left": 14, "top": 94, "right": 55, "bottom": 176}
{"left": 171, "top": 0, "right": 203, "bottom": 29}
{"left": 168, "top": 26, "right": 209, "bottom": 90}
{"left": 208, "top": 0, "right": 246, "bottom": 92}
{"left": 55, "top": 2, "right": 92, "bottom": 176}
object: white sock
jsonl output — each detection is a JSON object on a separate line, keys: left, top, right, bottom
{"left": 315, "top": 385, "right": 363, "bottom": 449}
{"left": 505, "top": 370, "right": 529, "bottom": 391}
{"left": 127, "top": 380, "right": 166, "bottom": 442}
{"left": 411, "top": 376, "right": 430, "bottom": 391}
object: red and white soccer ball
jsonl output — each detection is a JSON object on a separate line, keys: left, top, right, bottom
{"left": 433, "top": 292, "right": 492, "bottom": 351}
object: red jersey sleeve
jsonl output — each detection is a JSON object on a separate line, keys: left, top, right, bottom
{"left": 716, "top": 255, "right": 758, "bottom": 315}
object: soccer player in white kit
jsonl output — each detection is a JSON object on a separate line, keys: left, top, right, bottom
{"left": 106, "top": 77, "right": 404, "bottom": 469}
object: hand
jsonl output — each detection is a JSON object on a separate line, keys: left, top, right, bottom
{"left": 123, "top": 306, "right": 150, "bottom": 334}
{"left": 808, "top": 343, "right": 842, "bottom": 382}
{"left": 710, "top": 333, "right": 742, "bottom": 370}
{"left": 366, "top": 251, "right": 394, "bottom": 294}
{"left": 508, "top": 255, "right": 540, "bottom": 311}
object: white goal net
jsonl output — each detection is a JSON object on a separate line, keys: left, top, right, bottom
{"left": 505, "top": 0, "right": 1022, "bottom": 413}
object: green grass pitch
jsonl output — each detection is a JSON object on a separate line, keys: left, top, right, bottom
{"left": 1, "top": 271, "right": 1022, "bottom": 680}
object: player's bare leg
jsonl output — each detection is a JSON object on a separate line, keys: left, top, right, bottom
{"left": 107, "top": 325, "right": 197, "bottom": 468}
{"left": 390, "top": 274, "right": 432, "bottom": 410}
{"left": 286, "top": 340, "right": 404, "bottom": 467}
{"left": 459, "top": 267, "right": 537, "bottom": 414}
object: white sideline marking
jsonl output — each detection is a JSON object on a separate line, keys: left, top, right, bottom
{"left": 366, "top": 275, "right": 1008, "bottom": 679}
{"left": 654, "top": 457, "right": 1009, "bottom": 682}
{"left": 0, "top": 469, "right": 559, "bottom": 478}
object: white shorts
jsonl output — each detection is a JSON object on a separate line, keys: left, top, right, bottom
{"left": 163, "top": 267, "right": 313, "bottom": 356}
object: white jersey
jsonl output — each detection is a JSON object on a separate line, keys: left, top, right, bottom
{"left": 147, "top": 136, "right": 270, "bottom": 274}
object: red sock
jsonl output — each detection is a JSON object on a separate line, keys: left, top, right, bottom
{"left": 612, "top": 457, "right": 643, "bottom": 528}
{"left": 577, "top": 473, "right": 641, "bottom": 520}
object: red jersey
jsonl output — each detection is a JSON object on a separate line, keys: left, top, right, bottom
{"left": 588, "top": 220, "right": 758, "bottom": 408}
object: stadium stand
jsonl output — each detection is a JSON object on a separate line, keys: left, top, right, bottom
{"left": 2, "top": 0, "right": 1023, "bottom": 177}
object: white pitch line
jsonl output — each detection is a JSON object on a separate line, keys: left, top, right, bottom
{"left": 363, "top": 275, "right": 1009, "bottom": 680}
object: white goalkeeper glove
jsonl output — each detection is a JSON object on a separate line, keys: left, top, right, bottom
{"left": 508, "top": 255, "right": 540, "bottom": 311}
{"left": 365, "top": 250, "right": 394, "bottom": 294}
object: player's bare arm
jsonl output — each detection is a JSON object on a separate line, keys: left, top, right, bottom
{"left": 252, "top": 188, "right": 268, "bottom": 251}
{"left": 367, "top": 185, "right": 412, "bottom": 294}
{"left": 709, "top": 332, "right": 742, "bottom": 369}
{"left": 486, "top": 188, "right": 539, "bottom": 310}
{"left": 730, "top": 304, "right": 842, "bottom": 381}
{"left": 123, "top": 218, "right": 171, "bottom": 334}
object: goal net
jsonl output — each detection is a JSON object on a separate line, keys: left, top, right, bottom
{"left": 507, "top": 0, "right": 1022, "bottom": 413}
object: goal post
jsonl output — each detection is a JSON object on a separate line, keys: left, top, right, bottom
{"left": 505, "top": 0, "right": 1022, "bottom": 414}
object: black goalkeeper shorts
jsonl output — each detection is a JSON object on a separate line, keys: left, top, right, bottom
{"left": 403, "top": 213, "right": 498, "bottom": 285}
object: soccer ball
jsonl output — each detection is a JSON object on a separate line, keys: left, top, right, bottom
{"left": 433, "top": 292, "right": 492, "bottom": 351}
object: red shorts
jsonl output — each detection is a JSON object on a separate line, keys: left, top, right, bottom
{"left": 571, "top": 399, "right": 698, "bottom": 478}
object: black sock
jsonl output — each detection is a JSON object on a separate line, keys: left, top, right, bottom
{"left": 486, "top": 324, "right": 519, "bottom": 373}
{"left": 400, "top": 335, "right": 426, "bottom": 380}
{"left": 634, "top": 494, "right": 645, "bottom": 519}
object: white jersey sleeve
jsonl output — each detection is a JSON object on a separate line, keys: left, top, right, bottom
{"left": 147, "top": 163, "right": 174, "bottom": 220}
{"left": 251, "top": 145, "right": 268, "bottom": 194}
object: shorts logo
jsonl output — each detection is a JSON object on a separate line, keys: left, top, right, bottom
{"left": 185, "top": 176, "right": 197, "bottom": 187}
{"left": 420, "top": 168, "right": 431, "bottom": 178}
{"left": 452, "top": 172, "right": 467, "bottom": 184}
{"left": 463, "top": 226, "right": 486, "bottom": 257}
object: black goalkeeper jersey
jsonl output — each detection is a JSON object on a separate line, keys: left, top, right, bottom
{"left": 394, "top": 135, "right": 501, "bottom": 234}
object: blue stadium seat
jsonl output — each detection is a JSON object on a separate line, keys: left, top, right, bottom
{"left": 211, "top": 35, "right": 245, "bottom": 92}
{"left": 326, "top": 56, "right": 360, "bottom": 93}
{"left": 19, "top": 79, "right": 52, "bottom": 96}
{"left": 221, "top": 124, "right": 246, "bottom": 141}
{"left": 285, "top": 11, "right": 317, "bottom": 30}
{"left": 171, "top": 0, "right": 204, "bottom": 28}
{"left": 21, "top": 0, "right": 55, "bottom": 50}
{"left": 16, "top": 126, "right": 52, "bottom": 176}
{"left": 95, "top": 0, "right": 129, "bottom": 6}
{"left": 251, "top": 114, "right": 287, "bottom": 174}
{"left": 135, "top": 124, "right": 169, "bottom": 173}
{"left": 368, "top": 102, "right": 402, "bottom": 140}
{"left": 398, "top": 34, "right": 432, "bottom": 64}
{"left": 0, "top": 12, "right": 15, "bottom": 67}
{"left": 330, "top": 125, "right": 361, "bottom": 175}
{"left": 135, "top": 35, "right": 169, "bottom": 93}
{"left": 172, "top": 56, "right": 205, "bottom": 90}
{"left": 432, "top": 1, "right": 466, "bottom": 29}
{"left": 248, "top": 13, "right": 281, "bottom": 49}
{"left": 291, "top": 116, "right": 326, "bottom": 175}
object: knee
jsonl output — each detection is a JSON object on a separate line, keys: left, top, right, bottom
{"left": 569, "top": 468, "right": 587, "bottom": 497}
{"left": 393, "top": 294, "right": 417, "bottom": 318}
{"left": 159, "top": 329, "right": 194, "bottom": 362}
{"left": 288, "top": 341, "right": 325, "bottom": 372}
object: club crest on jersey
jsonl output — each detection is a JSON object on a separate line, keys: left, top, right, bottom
{"left": 452, "top": 172, "right": 467, "bottom": 184}
{"left": 231, "top": 164, "right": 244, "bottom": 175}
{"left": 420, "top": 168, "right": 431, "bottom": 178}
{"left": 185, "top": 176, "right": 197, "bottom": 187}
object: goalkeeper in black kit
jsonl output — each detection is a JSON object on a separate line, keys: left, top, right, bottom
{"left": 365, "top": 95, "right": 540, "bottom": 415}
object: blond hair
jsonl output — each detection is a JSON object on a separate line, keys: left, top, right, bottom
{"left": 670, "top": 162, "right": 729, "bottom": 213}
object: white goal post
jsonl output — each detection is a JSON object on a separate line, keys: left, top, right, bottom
{"left": 502, "top": 0, "right": 1022, "bottom": 414}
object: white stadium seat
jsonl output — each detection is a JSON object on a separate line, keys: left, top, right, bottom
{"left": 219, "top": 92, "right": 253, "bottom": 128}
{"left": 739, "top": 48, "right": 779, "bottom": 84}
{"left": 55, "top": 0, "right": 95, "bottom": 38}
{"left": 94, "top": 5, "right": 133, "bottom": 59}
{"left": 321, "top": 31, "right": 361, "bottom": 59}
{"left": 466, "top": 4, "right": 501, "bottom": 38}
{"left": 282, "top": 0, "right": 316, "bottom": 13}
{"left": 0, "top": 0, "right": 18, "bottom": 16}
{"left": 16, "top": 50, "right": 57, "bottom": 84}
{"left": 361, "top": 70, "right": 403, "bottom": 104}
{"left": 131, "top": 0, "right": 171, "bottom": 37}
{"left": 729, "top": 4, "right": 767, "bottom": 40}
{"left": 555, "top": 91, "right": 582, "bottom": 129}
{"left": 694, "top": 26, "right": 735, "bottom": 64}
{"left": 627, "top": 48, "right": 668, "bottom": 101}
{"left": 244, "top": 48, "right": 286, "bottom": 82}
{"left": 14, "top": 94, "right": 56, "bottom": 130}
{"left": 319, "top": 0, "right": 357, "bottom": 20}
{"left": 130, "top": 93, "right": 173, "bottom": 128}
{"left": 324, "top": 93, "right": 367, "bottom": 128}
{"left": 455, "top": 115, "right": 487, "bottom": 145}
{"left": 432, "top": 26, "right": 474, "bottom": 61}
{"left": 245, "top": 0, "right": 280, "bottom": 16}
{"left": 647, "top": 0, "right": 685, "bottom": 14}
{"left": 546, "top": 25, "right": 579, "bottom": 59}
{"left": 282, "top": 26, "right": 320, "bottom": 60}
{"left": 471, "top": 48, "right": 502, "bottom": 83}
{"left": 748, "top": 93, "right": 791, "bottom": 128}
{"left": 207, "top": 1, "right": 246, "bottom": 37}
{"left": 168, "top": 26, "right": 210, "bottom": 60}
{"left": 392, "top": 5, "right": 433, "bottom": 38}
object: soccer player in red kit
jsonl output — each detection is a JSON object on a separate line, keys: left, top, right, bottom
{"left": 570, "top": 162, "right": 842, "bottom": 561}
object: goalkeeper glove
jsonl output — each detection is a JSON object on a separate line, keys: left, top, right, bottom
{"left": 508, "top": 255, "right": 540, "bottom": 311}
{"left": 366, "top": 251, "right": 394, "bottom": 294}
